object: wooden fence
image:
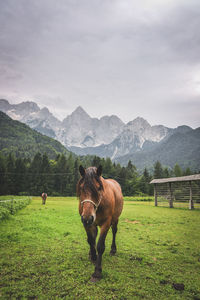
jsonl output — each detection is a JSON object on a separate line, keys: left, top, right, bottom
{"left": 150, "top": 174, "right": 200, "bottom": 209}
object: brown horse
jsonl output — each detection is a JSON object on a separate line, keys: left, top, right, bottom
{"left": 41, "top": 193, "right": 47, "bottom": 205}
{"left": 77, "top": 165, "right": 123, "bottom": 282}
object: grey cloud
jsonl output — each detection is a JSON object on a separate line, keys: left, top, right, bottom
{"left": 154, "top": 2, "right": 200, "bottom": 64}
{"left": 0, "top": 0, "right": 199, "bottom": 128}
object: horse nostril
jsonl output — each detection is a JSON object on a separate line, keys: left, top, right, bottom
{"left": 81, "top": 216, "right": 88, "bottom": 225}
{"left": 89, "top": 216, "right": 94, "bottom": 225}
{"left": 81, "top": 215, "right": 94, "bottom": 226}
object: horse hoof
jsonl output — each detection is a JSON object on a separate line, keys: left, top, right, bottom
{"left": 110, "top": 250, "right": 116, "bottom": 256}
{"left": 90, "top": 276, "right": 101, "bottom": 283}
{"left": 90, "top": 258, "right": 97, "bottom": 264}
{"left": 90, "top": 271, "right": 102, "bottom": 282}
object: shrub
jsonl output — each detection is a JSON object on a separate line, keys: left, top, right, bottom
{"left": 124, "top": 196, "right": 154, "bottom": 202}
{"left": 0, "top": 197, "right": 31, "bottom": 222}
{"left": 51, "top": 192, "right": 61, "bottom": 197}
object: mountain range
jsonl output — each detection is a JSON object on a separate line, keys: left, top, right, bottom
{"left": 0, "top": 99, "right": 171, "bottom": 152}
{"left": 0, "top": 99, "right": 200, "bottom": 170}
{"left": 0, "top": 99, "right": 125, "bottom": 148}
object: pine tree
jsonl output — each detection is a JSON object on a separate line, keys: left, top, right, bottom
{"left": 73, "top": 158, "right": 80, "bottom": 195}
{"left": 65, "top": 154, "right": 75, "bottom": 195}
{"left": 184, "top": 167, "right": 191, "bottom": 176}
{"left": 154, "top": 161, "right": 163, "bottom": 179}
{"left": 6, "top": 153, "right": 16, "bottom": 194}
{"left": 102, "top": 158, "right": 114, "bottom": 178}
{"left": 143, "top": 168, "right": 150, "bottom": 182}
{"left": 118, "top": 167, "right": 128, "bottom": 194}
{"left": 40, "top": 153, "right": 52, "bottom": 194}
{"left": 54, "top": 154, "right": 68, "bottom": 195}
{"left": 15, "top": 158, "right": 26, "bottom": 195}
{"left": 163, "top": 167, "right": 170, "bottom": 178}
{"left": 139, "top": 168, "right": 151, "bottom": 195}
{"left": 92, "top": 156, "right": 101, "bottom": 167}
{"left": 29, "top": 152, "right": 43, "bottom": 195}
{"left": 0, "top": 155, "right": 7, "bottom": 195}
{"left": 174, "top": 163, "right": 182, "bottom": 177}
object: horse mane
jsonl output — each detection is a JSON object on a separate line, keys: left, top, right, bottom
{"left": 77, "top": 167, "right": 104, "bottom": 201}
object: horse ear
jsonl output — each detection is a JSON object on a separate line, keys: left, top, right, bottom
{"left": 79, "top": 165, "right": 85, "bottom": 177}
{"left": 97, "top": 165, "right": 102, "bottom": 177}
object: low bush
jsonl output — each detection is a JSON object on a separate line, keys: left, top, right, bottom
{"left": 124, "top": 196, "right": 154, "bottom": 202}
{"left": 0, "top": 197, "right": 31, "bottom": 221}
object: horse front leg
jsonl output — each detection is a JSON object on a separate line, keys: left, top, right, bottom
{"left": 85, "top": 225, "right": 98, "bottom": 263}
{"left": 91, "top": 220, "right": 111, "bottom": 282}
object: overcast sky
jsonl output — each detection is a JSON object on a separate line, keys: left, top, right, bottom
{"left": 0, "top": 0, "right": 200, "bottom": 128}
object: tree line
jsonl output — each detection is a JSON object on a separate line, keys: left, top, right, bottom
{"left": 0, "top": 152, "right": 194, "bottom": 196}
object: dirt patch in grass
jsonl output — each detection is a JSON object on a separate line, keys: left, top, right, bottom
{"left": 124, "top": 219, "right": 141, "bottom": 224}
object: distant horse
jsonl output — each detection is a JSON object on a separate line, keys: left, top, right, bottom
{"left": 41, "top": 193, "right": 47, "bottom": 205}
{"left": 77, "top": 165, "right": 123, "bottom": 282}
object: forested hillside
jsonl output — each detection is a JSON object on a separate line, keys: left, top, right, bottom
{"left": 0, "top": 152, "right": 149, "bottom": 196}
{"left": 0, "top": 112, "right": 71, "bottom": 159}
{"left": 0, "top": 152, "right": 194, "bottom": 197}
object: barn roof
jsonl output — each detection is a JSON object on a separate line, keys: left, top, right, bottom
{"left": 150, "top": 174, "right": 200, "bottom": 184}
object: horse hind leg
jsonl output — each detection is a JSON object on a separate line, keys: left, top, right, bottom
{"left": 110, "top": 220, "right": 118, "bottom": 256}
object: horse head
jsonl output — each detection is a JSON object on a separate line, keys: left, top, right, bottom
{"left": 77, "top": 165, "right": 103, "bottom": 226}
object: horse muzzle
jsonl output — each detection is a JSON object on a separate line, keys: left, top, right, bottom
{"left": 81, "top": 215, "right": 94, "bottom": 226}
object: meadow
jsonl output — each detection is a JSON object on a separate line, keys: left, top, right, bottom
{"left": 0, "top": 197, "right": 200, "bottom": 299}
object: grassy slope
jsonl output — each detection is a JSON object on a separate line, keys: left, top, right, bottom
{"left": 0, "top": 197, "right": 200, "bottom": 299}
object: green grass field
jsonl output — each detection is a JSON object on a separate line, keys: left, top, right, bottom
{"left": 0, "top": 197, "right": 200, "bottom": 299}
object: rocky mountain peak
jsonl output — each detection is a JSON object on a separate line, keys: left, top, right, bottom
{"left": 72, "top": 106, "right": 90, "bottom": 117}
{"left": 62, "top": 106, "right": 91, "bottom": 126}
{"left": 174, "top": 125, "right": 192, "bottom": 134}
{"left": 127, "top": 117, "right": 150, "bottom": 128}
{"left": 0, "top": 99, "right": 9, "bottom": 105}
{"left": 16, "top": 101, "right": 40, "bottom": 112}
{"left": 100, "top": 114, "right": 124, "bottom": 125}
{"left": 40, "top": 107, "right": 50, "bottom": 116}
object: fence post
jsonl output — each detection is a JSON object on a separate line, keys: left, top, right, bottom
{"left": 11, "top": 199, "right": 14, "bottom": 214}
{"left": 154, "top": 184, "right": 158, "bottom": 206}
{"left": 169, "top": 182, "right": 173, "bottom": 208}
{"left": 189, "top": 181, "right": 194, "bottom": 209}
